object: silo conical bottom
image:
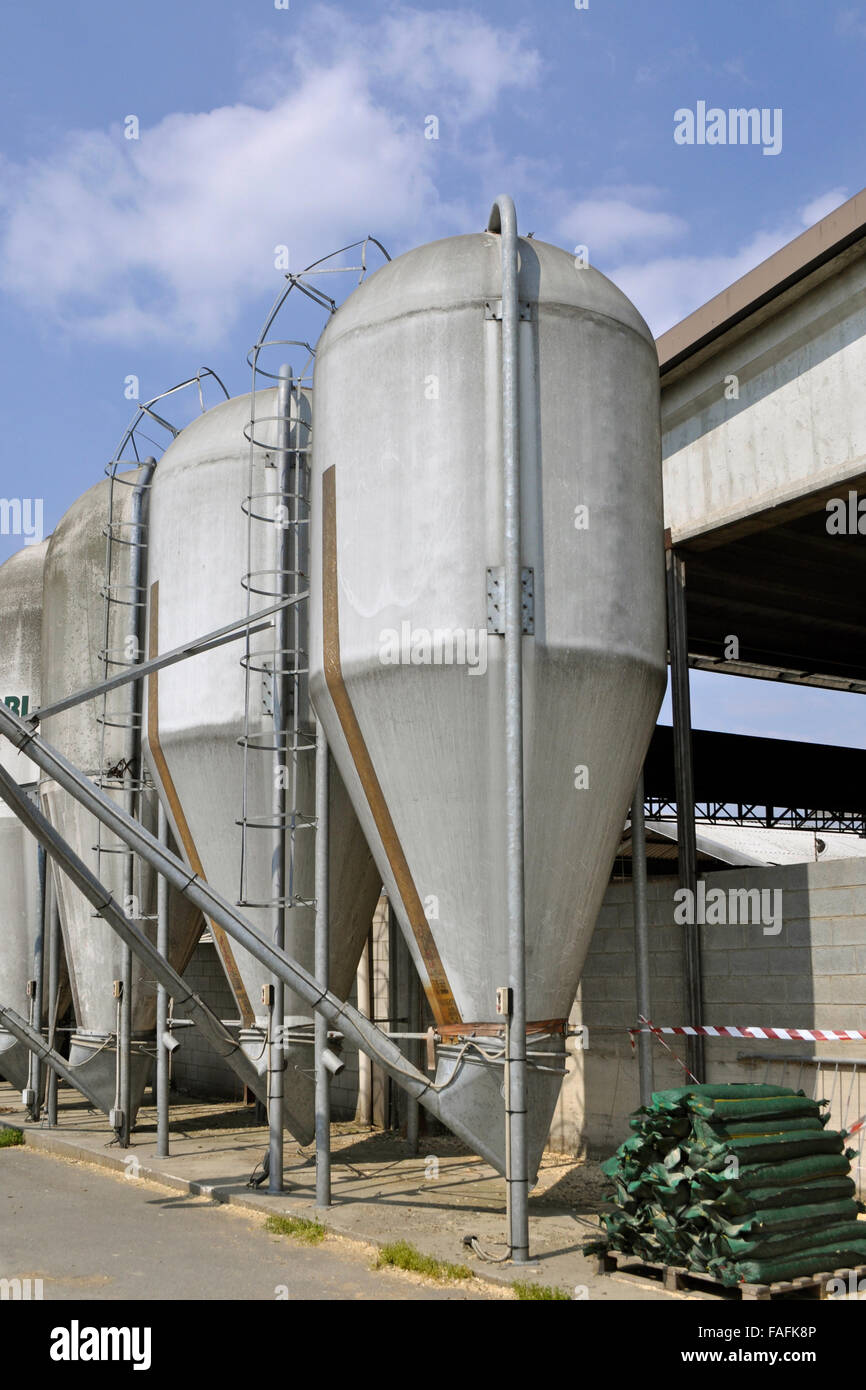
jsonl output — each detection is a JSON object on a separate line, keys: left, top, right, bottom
{"left": 240, "top": 1029, "right": 316, "bottom": 1146}
{"left": 433, "top": 1037, "right": 567, "bottom": 1182}
{"left": 0, "top": 1033, "right": 33, "bottom": 1092}
{"left": 68, "top": 1033, "right": 153, "bottom": 1126}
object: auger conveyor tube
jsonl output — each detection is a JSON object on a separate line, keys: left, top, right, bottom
{"left": 0, "top": 759, "right": 263, "bottom": 1104}
{"left": 0, "top": 704, "right": 501, "bottom": 1165}
{"left": 0, "top": 1001, "right": 104, "bottom": 1112}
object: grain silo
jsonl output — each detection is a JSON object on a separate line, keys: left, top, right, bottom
{"left": 143, "top": 388, "right": 381, "bottom": 1143}
{"left": 0, "top": 542, "right": 50, "bottom": 1090}
{"left": 40, "top": 473, "right": 202, "bottom": 1126}
{"left": 308, "top": 222, "right": 667, "bottom": 1182}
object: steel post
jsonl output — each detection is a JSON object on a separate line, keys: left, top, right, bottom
{"left": 118, "top": 458, "right": 156, "bottom": 1147}
{"left": 27, "top": 843, "right": 46, "bottom": 1119}
{"left": 156, "top": 803, "right": 170, "bottom": 1157}
{"left": 267, "top": 366, "right": 293, "bottom": 1195}
{"left": 665, "top": 548, "right": 704, "bottom": 1081}
{"left": 314, "top": 719, "right": 331, "bottom": 1207}
{"left": 630, "top": 769, "right": 653, "bottom": 1106}
{"left": 488, "top": 194, "right": 529, "bottom": 1262}
{"left": 405, "top": 957, "right": 420, "bottom": 1156}
{"left": 46, "top": 871, "right": 60, "bottom": 1126}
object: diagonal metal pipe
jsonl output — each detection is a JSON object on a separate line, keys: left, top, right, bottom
{"left": 0, "top": 1002, "right": 104, "bottom": 1112}
{"left": 0, "top": 761, "right": 263, "bottom": 1105}
{"left": 0, "top": 702, "right": 506, "bottom": 1167}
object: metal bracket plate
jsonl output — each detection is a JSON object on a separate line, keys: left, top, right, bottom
{"left": 261, "top": 661, "right": 274, "bottom": 717}
{"left": 484, "top": 300, "right": 532, "bottom": 321}
{"left": 486, "top": 567, "right": 534, "bottom": 635}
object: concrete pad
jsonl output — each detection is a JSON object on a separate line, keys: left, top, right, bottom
{"left": 0, "top": 1081, "right": 692, "bottom": 1300}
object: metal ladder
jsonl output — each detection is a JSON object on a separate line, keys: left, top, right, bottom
{"left": 94, "top": 370, "right": 230, "bottom": 1143}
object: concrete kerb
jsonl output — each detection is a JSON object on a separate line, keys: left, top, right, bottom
{"left": 0, "top": 1116, "right": 583, "bottom": 1298}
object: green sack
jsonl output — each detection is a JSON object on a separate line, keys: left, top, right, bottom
{"left": 687, "top": 1129, "right": 845, "bottom": 1169}
{"left": 646, "top": 1083, "right": 808, "bottom": 1118}
{"left": 715, "top": 1238, "right": 866, "bottom": 1287}
{"left": 693, "top": 1151, "right": 853, "bottom": 1193}
{"left": 713, "top": 1196, "right": 863, "bottom": 1240}
{"left": 687, "top": 1094, "right": 824, "bottom": 1123}
{"left": 719, "top": 1219, "right": 866, "bottom": 1261}
{"left": 697, "top": 1115, "right": 826, "bottom": 1139}
{"left": 700, "top": 1176, "right": 856, "bottom": 1216}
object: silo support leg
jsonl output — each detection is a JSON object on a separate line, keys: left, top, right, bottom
{"left": 631, "top": 769, "right": 654, "bottom": 1107}
{"left": 314, "top": 720, "right": 331, "bottom": 1208}
{"left": 489, "top": 193, "right": 530, "bottom": 1263}
{"left": 156, "top": 804, "right": 170, "bottom": 1158}
{"left": 666, "top": 548, "right": 705, "bottom": 1082}
{"left": 46, "top": 873, "right": 60, "bottom": 1126}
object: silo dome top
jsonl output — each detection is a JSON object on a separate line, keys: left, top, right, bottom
{"left": 47, "top": 469, "right": 139, "bottom": 555}
{"left": 155, "top": 392, "right": 261, "bottom": 477}
{"left": 316, "top": 232, "right": 655, "bottom": 355}
{"left": 0, "top": 538, "right": 49, "bottom": 598}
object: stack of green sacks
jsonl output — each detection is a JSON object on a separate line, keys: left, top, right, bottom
{"left": 586, "top": 1083, "right": 866, "bottom": 1286}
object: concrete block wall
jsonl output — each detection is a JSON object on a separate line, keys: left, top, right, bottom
{"left": 171, "top": 934, "right": 246, "bottom": 1102}
{"left": 551, "top": 856, "right": 866, "bottom": 1189}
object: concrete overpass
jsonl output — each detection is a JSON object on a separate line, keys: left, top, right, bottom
{"left": 649, "top": 189, "right": 866, "bottom": 1074}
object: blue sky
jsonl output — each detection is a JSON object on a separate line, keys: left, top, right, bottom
{"left": 1, "top": 0, "right": 864, "bottom": 744}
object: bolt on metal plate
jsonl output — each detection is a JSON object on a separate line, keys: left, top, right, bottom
{"left": 486, "top": 567, "right": 534, "bottom": 635}
{"left": 484, "top": 300, "right": 532, "bottom": 321}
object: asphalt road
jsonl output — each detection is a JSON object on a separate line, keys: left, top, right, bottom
{"left": 0, "top": 1148, "right": 493, "bottom": 1300}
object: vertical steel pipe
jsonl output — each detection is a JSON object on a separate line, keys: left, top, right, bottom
{"left": 27, "top": 843, "right": 47, "bottom": 1119}
{"left": 630, "top": 769, "right": 653, "bottom": 1106}
{"left": 665, "top": 548, "right": 704, "bottom": 1081}
{"left": 314, "top": 719, "right": 331, "bottom": 1207}
{"left": 119, "top": 458, "right": 156, "bottom": 1146}
{"left": 357, "top": 935, "right": 373, "bottom": 1125}
{"left": 405, "top": 955, "right": 420, "bottom": 1155}
{"left": 156, "top": 802, "right": 170, "bottom": 1157}
{"left": 488, "top": 194, "right": 529, "bottom": 1263}
{"left": 268, "top": 365, "right": 293, "bottom": 1195}
{"left": 46, "top": 871, "right": 60, "bottom": 1126}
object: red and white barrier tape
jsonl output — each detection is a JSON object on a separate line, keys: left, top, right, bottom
{"left": 629, "top": 1024, "right": 866, "bottom": 1043}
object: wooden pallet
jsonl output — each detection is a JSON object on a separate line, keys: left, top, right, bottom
{"left": 593, "top": 1248, "right": 866, "bottom": 1301}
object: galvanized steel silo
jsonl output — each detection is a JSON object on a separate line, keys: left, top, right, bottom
{"left": 0, "top": 542, "right": 49, "bottom": 1089}
{"left": 309, "top": 231, "right": 667, "bottom": 1177}
{"left": 143, "top": 389, "right": 381, "bottom": 1143}
{"left": 40, "top": 473, "right": 202, "bottom": 1122}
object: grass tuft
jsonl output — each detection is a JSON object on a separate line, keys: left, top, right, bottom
{"left": 376, "top": 1239, "right": 473, "bottom": 1282}
{"left": 0, "top": 1128, "right": 24, "bottom": 1149}
{"left": 265, "top": 1214, "right": 327, "bottom": 1245}
{"left": 512, "top": 1279, "right": 571, "bottom": 1301}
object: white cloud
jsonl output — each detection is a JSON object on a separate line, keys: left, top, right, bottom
{"left": 800, "top": 187, "right": 849, "bottom": 226}
{"left": 556, "top": 193, "right": 688, "bottom": 257}
{"left": 607, "top": 188, "right": 850, "bottom": 337}
{"left": 0, "top": 5, "right": 541, "bottom": 344}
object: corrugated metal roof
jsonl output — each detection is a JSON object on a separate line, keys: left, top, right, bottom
{"left": 641, "top": 820, "right": 866, "bottom": 867}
